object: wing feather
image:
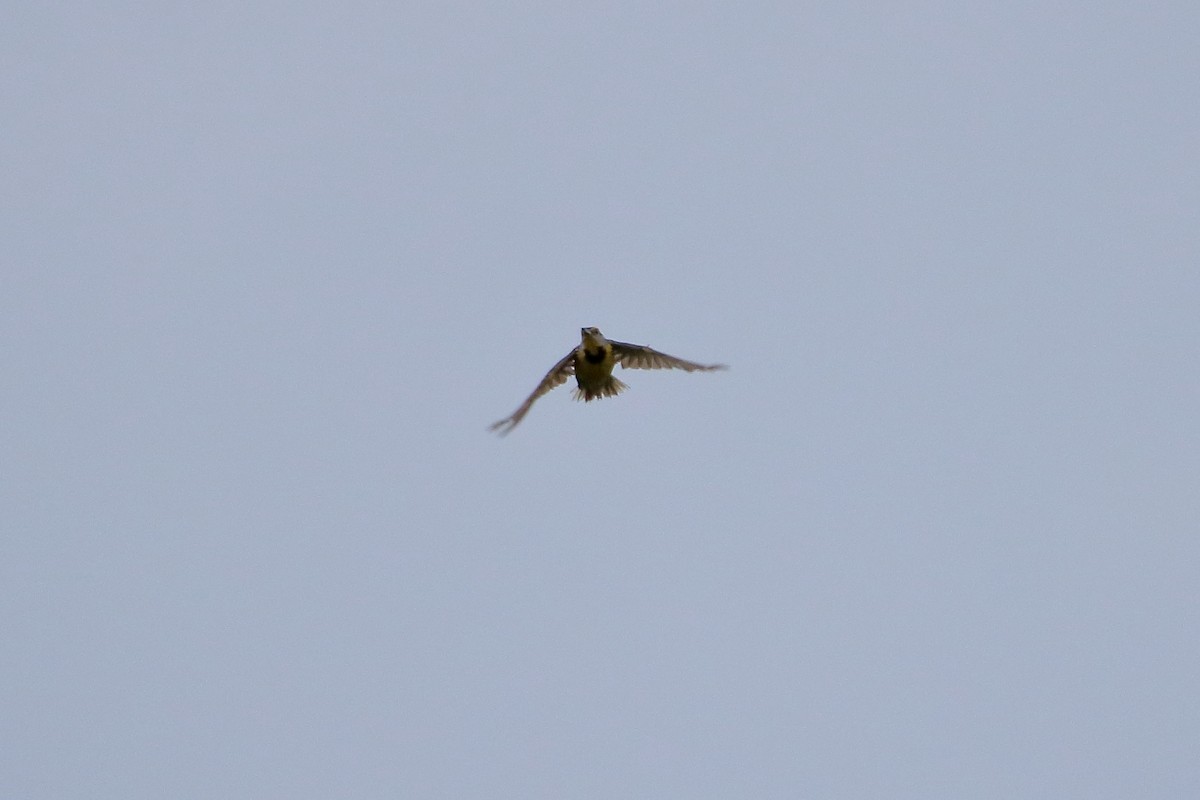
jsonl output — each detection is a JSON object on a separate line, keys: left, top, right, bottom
{"left": 609, "top": 340, "right": 727, "bottom": 373}
{"left": 489, "top": 349, "right": 577, "bottom": 435}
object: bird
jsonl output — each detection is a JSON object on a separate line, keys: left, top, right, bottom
{"left": 489, "top": 327, "right": 727, "bottom": 435}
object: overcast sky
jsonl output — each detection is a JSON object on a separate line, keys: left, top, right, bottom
{"left": 4, "top": 3, "right": 1198, "bottom": 798}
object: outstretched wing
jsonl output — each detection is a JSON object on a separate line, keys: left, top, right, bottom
{"left": 489, "top": 349, "right": 576, "bottom": 435}
{"left": 609, "top": 340, "right": 727, "bottom": 372}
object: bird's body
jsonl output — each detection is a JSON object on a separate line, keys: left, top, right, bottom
{"left": 572, "top": 327, "right": 626, "bottom": 401}
{"left": 489, "top": 327, "right": 725, "bottom": 435}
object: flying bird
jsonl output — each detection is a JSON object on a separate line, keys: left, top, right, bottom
{"left": 489, "top": 327, "right": 727, "bottom": 435}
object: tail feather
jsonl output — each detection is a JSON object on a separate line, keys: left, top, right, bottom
{"left": 573, "top": 376, "right": 627, "bottom": 402}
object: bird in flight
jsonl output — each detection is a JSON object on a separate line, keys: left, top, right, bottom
{"left": 489, "top": 327, "right": 727, "bottom": 435}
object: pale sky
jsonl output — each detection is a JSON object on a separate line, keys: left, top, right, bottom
{"left": 4, "top": 3, "right": 1198, "bottom": 797}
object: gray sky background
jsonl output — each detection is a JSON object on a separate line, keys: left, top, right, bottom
{"left": 4, "top": 3, "right": 1198, "bottom": 798}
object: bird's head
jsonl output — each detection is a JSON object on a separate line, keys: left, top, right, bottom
{"left": 580, "top": 326, "right": 605, "bottom": 346}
